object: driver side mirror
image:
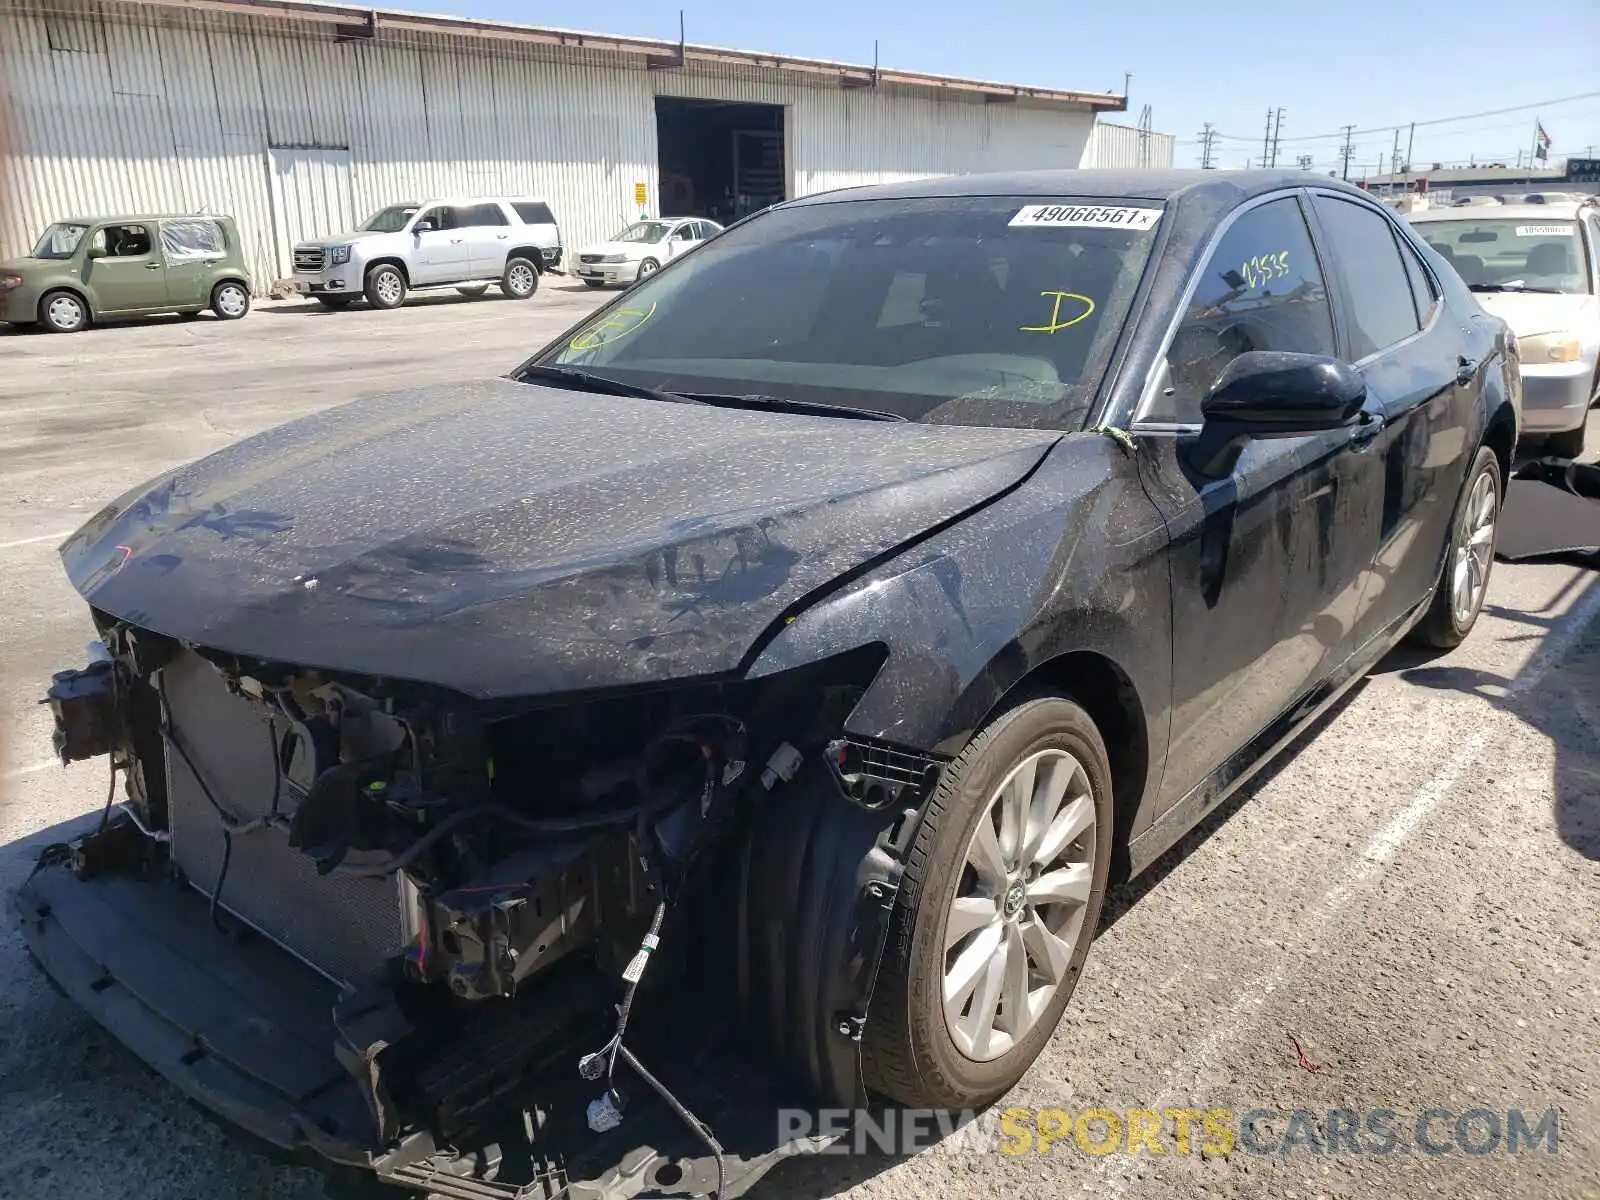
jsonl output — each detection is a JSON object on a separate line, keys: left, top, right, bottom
{"left": 1186, "top": 351, "right": 1367, "bottom": 477}
{"left": 413, "top": 220, "right": 435, "bottom": 234}
{"left": 85, "top": 242, "right": 105, "bottom": 259}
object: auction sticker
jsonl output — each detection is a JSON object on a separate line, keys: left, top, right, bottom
{"left": 1010, "top": 204, "right": 1162, "bottom": 230}
{"left": 1515, "top": 224, "right": 1575, "bottom": 236}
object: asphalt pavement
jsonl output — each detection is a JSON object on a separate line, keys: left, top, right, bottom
{"left": 1, "top": 290, "right": 1597, "bottom": 1200}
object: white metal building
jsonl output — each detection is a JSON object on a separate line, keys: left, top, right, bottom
{"left": 0, "top": 0, "right": 1175, "bottom": 290}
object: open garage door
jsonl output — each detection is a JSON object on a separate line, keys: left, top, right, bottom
{"left": 654, "top": 97, "right": 786, "bottom": 225}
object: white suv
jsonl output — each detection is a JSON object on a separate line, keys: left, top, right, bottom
{"left": 289, "top": 198, "right": 563, "bottom": 310}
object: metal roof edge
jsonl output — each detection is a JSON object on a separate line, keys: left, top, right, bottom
{"left": 87, "top": 0, "right": 1126, "bottom": 109}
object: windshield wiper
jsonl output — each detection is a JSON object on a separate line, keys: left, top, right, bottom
{"left": 1469, "top": 282, "right": 1565, "bottom": 294}
{"left": 514, "top": 364, "right": 701, "bottom": 405}
{"left": 680, "top": 392, "right": 909, "bottom": 422}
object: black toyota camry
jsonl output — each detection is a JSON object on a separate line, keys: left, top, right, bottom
{"left": 19, "top": 170, "right": 1519, "bottom": 1198}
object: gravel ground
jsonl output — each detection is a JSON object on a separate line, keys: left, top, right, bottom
{"left": 1, "top": 294, "right": 1597, "bottom": 1200}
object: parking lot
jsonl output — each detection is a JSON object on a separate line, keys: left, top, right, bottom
{"left": 2, "top": 289, "right": 1598, "bottom": 1200}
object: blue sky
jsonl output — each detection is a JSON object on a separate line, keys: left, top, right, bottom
{"left": 424, "top": 0, "right": 1600, "bottom": 175}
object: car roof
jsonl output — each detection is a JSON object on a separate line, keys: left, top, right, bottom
{"left": 1408, "top": 202, "right": 1592, "bottom": 222}
{"left": 58, "top": 214, "right": 233, "bottom": 225}
{"left": 787, "top": 168, "right": 1372, "bottom": 207}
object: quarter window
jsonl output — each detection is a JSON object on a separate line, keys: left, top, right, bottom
{"left": 1398, "top": 234, "right": 1438, "bottom": 326}
{"left": 1152, "top": 196, "right": 1335, "bottom": 424}
{"left": 160, "top": 219, "right": 226, "bottom": 263}
{"left": 1311, "top": 196, "right": 1420, "bottom": 358}
{"left": 511, "top": 201, "right": 556, "bottom": 225}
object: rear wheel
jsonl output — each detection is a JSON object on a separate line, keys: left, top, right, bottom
{"left": 210, "top": 281, "right": 250, "bottom": 320}
{"left": 501, "top": 257, "right": 538, "bottom": 299}
{"left": 1546, "top": 423, "right": 1587, "bottom": 460}
{"left": 1410, "top": 445, "right": 1501, "bottom": 649}
{"left": 40, "top": 290, "right": 88, "bottom": 333}
{"left": 365, "top": 264, "right": 407, "bottom": 310}
{"left": 861, "top": 697, "right": 1113, "bottom": 1108}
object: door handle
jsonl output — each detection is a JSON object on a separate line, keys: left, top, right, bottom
{"left": 144, "top": 263, "right": 161, "bottom": 270}
{"left": 450, "top": 238, "right": 464, "bottom": 244}
{"left": 1455, "top": 355, "right": 1477, "bottom": 386}
{"left": 496, "top": 234, "right": 508, "bottom": 240}
{"left": 1351, "top": 410, "right": 1386, "bottom": 448}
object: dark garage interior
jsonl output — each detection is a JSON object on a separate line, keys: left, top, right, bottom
{"left": 654, "top": 96, "right": 786, "bottom": 225}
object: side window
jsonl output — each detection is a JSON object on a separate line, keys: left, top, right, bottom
{"left": 160, "top": 219, "right": 226, "bottom": 264}
{"left": 673, "top": 224, "right": 696, "bottom": 242}
{"left": 697, "top": 221, "right": 719, "bottom": 240}
{"left": 512, "top": 202, "right": 556, "bottom": 225}
{"left": 101, "top": 223, "right": 153, "bottom": 258}
{"left": 1397, "top": 234, "right": 1439, "bottom": 326}
{"left": 1153, "top": 197, "right": 1335, "bottom": 423}
{"left": 1310, "top": 196, "right": 1420, "bottom": 359}
{"left": 461, "top": 203, "right": 509, "bottom": 227}
{"left": 416, "top": 207, "right": 453, "bottom": 232}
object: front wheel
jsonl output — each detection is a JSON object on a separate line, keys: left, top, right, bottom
{"left": 40, "top": 290, "right": 89, "bottom": 333}
{"left": 861, "top": 697, "right": 1113, "bottom": 1108}
{"left": 500, "top": 257, "right": 538, "bottom": 299}
{"left": 210, "top": 281, "right": 250, "bottom": 320}
{"left": 1410, "top": 445, "right": 1502, "bottom": 649}
{"left": 635, "top": 257, "right": 659, "bottom": 281}
{"left": 364, "top": 264, "right": 408, "bottom": 310}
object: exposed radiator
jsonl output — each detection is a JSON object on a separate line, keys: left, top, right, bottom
{"left": 162, "top": 650, "right": 410, "bottom": 988}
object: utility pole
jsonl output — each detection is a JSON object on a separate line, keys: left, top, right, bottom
{"left": 1137, "top": 104, "right": 1152, "bottom": 169}
{"left": 1338, "top": 125, "right": 1356, "bottom": 180}
{"left": 1269, "top": 107, "right": 1285, "bottom": 167}
{"left": 1263, "top": 108, "right": 1274, "bottom": 168}
{"left": 1404, "top": 121, "right": 1415, "bottom": 173}
{"left": 1198, "top": 122, "right": 1217, "bottom": 169}
{"left": 1297, "top": 154, "right": 1314, "bottom": 171}
{"left": 1390, "top": 128, "right": 1402, "bottom": 176}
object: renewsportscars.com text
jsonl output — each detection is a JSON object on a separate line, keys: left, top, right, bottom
{"left": 776, "top": 1106, "right": 1562, "bottom": 1158}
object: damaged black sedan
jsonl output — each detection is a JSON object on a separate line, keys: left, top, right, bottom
{"left": 18, "top": 170, "right": 1519, "bottom": 1198}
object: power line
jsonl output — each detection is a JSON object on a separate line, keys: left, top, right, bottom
{"left": 1207, "top": 89, "right": 1600, "bottom": 144}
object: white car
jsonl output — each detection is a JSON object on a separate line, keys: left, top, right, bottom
{"left": 289, "top": 197, "right": 564, "bottom": 310}
{"left": 573, "top": 217, "right": 722, "bottom": 287}
{"left": 1409, "top": 199, "right": 1600, "bottom": 457}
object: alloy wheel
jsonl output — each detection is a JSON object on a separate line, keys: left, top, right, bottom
{"left": 46, "top": 294, "right": 85, "bottom": 331}
{"left": 942, "top": 748, "right": 1098, "bottom": 1062}
{"left": 1451, "top": 467, "right": 1496, "bottom": 627}
{"left": 508, "top": 263, "right": 536, "bottom": 296}
{"left": 376, "top": 272, "right": 403, "bottom": 306}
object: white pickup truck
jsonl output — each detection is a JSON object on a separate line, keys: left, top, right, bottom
{"left": 289, "top": 197, "right": 563, "bottom": 310}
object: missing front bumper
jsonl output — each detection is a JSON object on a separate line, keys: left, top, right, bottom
{"left": 13, "top": 837, "right": 837, "bottom": 1198}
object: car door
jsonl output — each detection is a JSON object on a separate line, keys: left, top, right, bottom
{"left": 158, "top": 218, "right": 227, "bottom": 308}
{"left": 411, "top": 206, "right": 471, "bottom": 284}
{"left": 666, "top": 221, "right": 698, "bottom": 260}
{"left": 461, "top": 202, "right": 513, "bottom": 279}
{"left": 1307, "top": 192, "right": 1478, "bottom": 649}
{"left": 1132, "top": 192, "right": 1388, "bottom": 815}
{"left": 84, "top": 223, "right": 168, "bottom": 313}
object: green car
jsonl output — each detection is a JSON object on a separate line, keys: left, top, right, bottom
{"left": 0, "top": 214, "right": 253, "bottom": 333}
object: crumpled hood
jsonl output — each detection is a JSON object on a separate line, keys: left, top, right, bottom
{"left": 63, "top": 379, "right": 1059, "bottom": 698}
{"left": 1475, "top": 291, "right": 1598, "bottom": 339}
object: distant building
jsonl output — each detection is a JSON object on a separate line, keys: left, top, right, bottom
{"left": 0, "top": 0, "right": 1175, "bottom": 289}
{"left": 1359, "top": 161, "right": 1600, "bottom": 208}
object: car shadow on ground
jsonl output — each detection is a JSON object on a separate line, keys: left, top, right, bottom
{"left": 0, "top": 311, "right": 229, "bottom": 338}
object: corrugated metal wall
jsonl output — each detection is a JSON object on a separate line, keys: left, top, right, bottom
{"left": 0, "top": 0, "right": 1129, "bottom": 290}
{"left": 1081, "top": 121, "right": 1176, "bottom": 170}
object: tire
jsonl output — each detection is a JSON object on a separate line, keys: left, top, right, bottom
{"left": 1410, "top": 445, "right": 1502, "bottom": 650}
{"left": 861, "top": 697, "right": 1114, "bottom": 1109}
{"left": 364, "top": 264, "right": 408, "bottom": 310}
{"left": 1546, "top": 423, "right": 1587, "bottom": 460}
{"left": 500, "top": 257, "right": 539, "bottom": 300}
{"left": 315, "top": 295, "right": 354, "bottom": 310}
{"left": 210, "top": 281, "right": 250, "bottom": 321}
{"left": 456, "top": 284, "right": 490, "bottom": 297}
{"left": 39, "top": 289, "right": 88, "bottom": 333}
{"left": 635, "top": 257, "right": 660, "bottom": 282}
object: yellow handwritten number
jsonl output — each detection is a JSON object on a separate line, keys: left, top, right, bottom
{"left": 570, "top": 301, "right": 659, "bottom": 352}
{"left": 1240, "top": 252, "right": 1290, "bottom": 290}
{"left": 1019, "top": 290, "right": 1096, "bottom": 334}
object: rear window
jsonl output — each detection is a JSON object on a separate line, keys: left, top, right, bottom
{"left": 513, "top": 202, "right": 557, "bottom": 226}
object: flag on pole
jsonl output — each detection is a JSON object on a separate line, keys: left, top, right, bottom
{"left": 1535, "top": 121, "right": 1552, "bottom": 161}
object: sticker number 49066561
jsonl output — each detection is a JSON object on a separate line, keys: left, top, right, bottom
{"left": 1009, "top": 204, "right": 1163, "bottom": 230}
